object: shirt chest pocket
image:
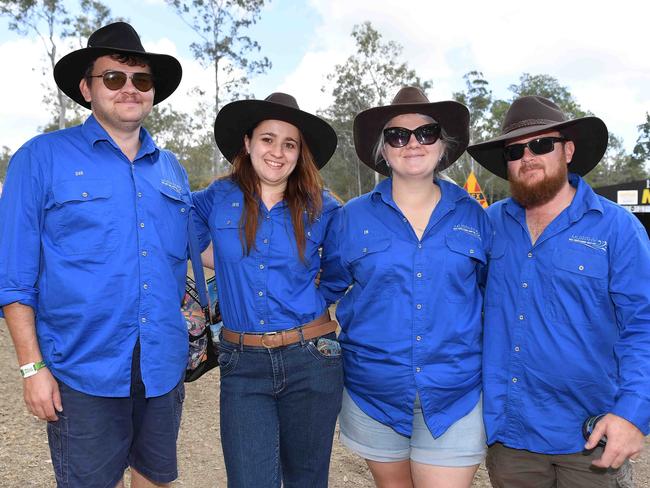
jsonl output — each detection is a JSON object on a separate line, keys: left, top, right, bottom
{"left": 158, "top": 185, "right": 191, "bottom": 260}
{"left": 213, "top": 214, "right": 244, "bottom": 262}
{"left": 346, "top": 237, "right": 393, "bottom": 290}
{"left": 549, "top": 248, "right": 609, "bottom": 323}
{"left": 444, "top": 233, "right": 487, "bottom": 303}
{"left": 50, "top": 179, "right": 117, "bottom": 256}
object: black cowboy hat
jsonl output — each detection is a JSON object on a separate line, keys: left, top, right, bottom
{"left": 353, "top": 86, "right": 470, "bottom": 176}
{"left": 54, "top": 22, "right": 182, "bottom": 109}
{"left": 467, "top": 96, "right": 608, "bottom": 179}
{"left": 214, "top": 92, "right": 337, "bottom": 169}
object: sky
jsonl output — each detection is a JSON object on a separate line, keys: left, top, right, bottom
{"left": 0, "top": 0, "right": 648, "bottom": 154}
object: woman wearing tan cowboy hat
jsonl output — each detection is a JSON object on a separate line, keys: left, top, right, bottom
{"left": 320, "top": 86, "right": 491, "bottom": 487}
{"left": 191, "top": 93, "right": 343, "bottom": 487}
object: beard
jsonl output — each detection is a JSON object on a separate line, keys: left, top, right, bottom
{"left": 509, "top": 161, "right": 568, "bottom": 208}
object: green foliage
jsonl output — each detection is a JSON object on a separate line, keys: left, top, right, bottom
{"left": 320, "top": 22, "right": 431, "bottom": 200}
{"left": 0, "top": 145, "right": 11, "bottom": 183}
{"left": 631, "top": 112, "right": 650, "bottom": 168}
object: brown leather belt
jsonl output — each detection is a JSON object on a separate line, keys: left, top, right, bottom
{"left": 221, "top": 311, "right": 336, "bottom": 348}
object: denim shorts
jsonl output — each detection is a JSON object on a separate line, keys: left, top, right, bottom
{"left": 339, "top": 388, "right": 486, "bottom": 466}
{"left": 46, "top": 342, "right": 185, "bottom": 487}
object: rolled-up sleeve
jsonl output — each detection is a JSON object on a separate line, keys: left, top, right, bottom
{"left": 609, "top": 217, "right": 650, "bottom": 434}
{"left": 0, "top": 146, "right": 46, "bottom": 316}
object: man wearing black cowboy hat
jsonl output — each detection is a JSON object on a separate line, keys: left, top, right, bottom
{"left": 468, "top": 96, "right": 650, "bottom": 487}
{"left": 0, "top": 22, "right": 190, "bottom": 487}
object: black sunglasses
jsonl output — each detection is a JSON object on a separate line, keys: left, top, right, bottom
{"left": 383, "top": 123, "right": 441, "bottom": 148}
{"left": 503, "top": 137, "right": 567, "bottom": 162}
{"left": 86, "top": 70, "right": 154, "bottom": 92}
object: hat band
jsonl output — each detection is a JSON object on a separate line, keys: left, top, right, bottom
{"left": 503, "top": 118, "right": 564, "bottom": 134}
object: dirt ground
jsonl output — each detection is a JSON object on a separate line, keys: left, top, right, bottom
{"left": 1, "top": 320, "right": 649, "bottom": 487}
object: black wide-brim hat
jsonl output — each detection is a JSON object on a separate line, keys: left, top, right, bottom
{"left": 54, "top": 22, "right": 182, "bottom": 109}
{"left": 353, "top": 86, "right": 470, "bottom": 176}
{"left": 214, "top": 92, "right": 337, "bottom": 169}
{"left": 467, "top": 96, "right": 608, "bottom": 180}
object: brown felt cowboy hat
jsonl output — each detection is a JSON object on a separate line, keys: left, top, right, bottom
{"left": 54, "top": 22, "right": 182, "bottom": 110}
{"left": 214, "top": 92, "right": 337, "bottom": 169}
{"left": 353, "top": 86, "right": 470, "bottom": 176}
{"left": 467, "top": 96, "right": 608, "bottom": 180}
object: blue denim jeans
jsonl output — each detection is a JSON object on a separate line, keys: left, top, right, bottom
{"left": 218, "top": 332, "right": 343, "bottom": 488}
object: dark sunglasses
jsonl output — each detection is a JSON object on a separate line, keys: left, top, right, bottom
{"left": 86, "top": 70, "right": 154, "bottom": 92}
{"left": 503, "top": 137, "right": 567, "bottom": 162}
{"left": 383, "top": 123, "right": 441, "bottom": 148}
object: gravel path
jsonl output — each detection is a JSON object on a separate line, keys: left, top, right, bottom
{"left": 1, "top": 321, "right": 647, "bottom": 487}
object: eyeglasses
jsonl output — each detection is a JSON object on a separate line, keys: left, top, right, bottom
{"left": 503, "top": 137, "right": 567, "bottom": 161}
{"left": 86, "top": 70, "right": 154, "bottom": 92}
{"left": 383, "top": 123, "right": 441, "bottom": 148}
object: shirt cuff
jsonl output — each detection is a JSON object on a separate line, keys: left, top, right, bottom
{"left": 0, "top": 291, "right": 38, "bottom": 318}
{"left": 612, "top": 393, "right": 650, "bottom": 435}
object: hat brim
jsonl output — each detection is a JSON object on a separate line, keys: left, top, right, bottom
{"left": 214, "top": 100, "right": 337, "bottom": 169}
{"left": 54, "top": 47, "right": 182, "bottom": 109}
{"left": 353, "top": 101, "right": 470, "bottom": 176}
{"left": 467, "top": 117, "right": 608, "bottom": 180}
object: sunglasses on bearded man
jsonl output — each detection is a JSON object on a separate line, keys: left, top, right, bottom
{"left": 503, "top": 137, "right": 568, "bottom": 162}
{"left": 383, "top": 123, "right": 441, "bottom": 148}
{"left": 86, "top": 70, "right": 154, "bottom": 92}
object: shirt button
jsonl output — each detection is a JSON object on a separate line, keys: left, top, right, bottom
{"left": 416, "top": 272, "right": 422, "bottom": 278}
{"left": 416, "top": 335, "right": 422, "bottom": 341}
{"left": 578, "top": 265, "right": 585, "bottom": 271}
{"left": 527, "top": 252, "right": 533, "bottom": 258}
{"left": 226, "top": 220, "right": 231, "bottom": 225}
{"left": 402, "top": 217, "right": 407, "bottom": 222}
{"left": 258, "top": 291, "right": 264, "bottom": 297}
{"left": 512, "top": 377, "right": 518, "bottom": 383}
{"left": 519, "top": 314, "right": 525, "bottom": 321}
{"left": 307, "top": 231, "right": 311, "bottom": 237}
{"left": 362, "top": 247, "right": 368, "bottom": 253}
{"left": 180, "top": 207, "right": 186, "bottom": 213}
{"left": 416, "top": 367, "right": 421, "bottom": 372}
{"left": 141, "top": 250, "right": 147, "bottom": 257}
{"left": 259, "top": 320, "right": 265, "bottom": 325}
{"left": 81, "top": 192, "right": 89, "bottom": 198}
{"left": 143, "top": 283, "right": 148, "bottom": 290}
{"left": 522, "top": 282, "right": 528, "bottom": 288}
{"left": 259, "top": 264, "right": 265, "bottom": 270}
{"left": 469, "top": 249, "right": 475, "bottom": 254}
{"left": 141, "top": 317, "right": 147, "bottom": 323}
{"left": 514, "top": 346, "right": 520, "bottom": 352}
{"left": 416, "top": 304, "right": 422, "bottom": 310}
{"left": 363, "top": 229, "right": 369, "bottom": 235}
{"left": 417, "top": 244, "right": 422, "bottom": 249}
{"left": 137, "top": 192, "right": 143, "bottom": 198}
{"left": 263, "top": 238, "right": 269, "bottom": 244}
{"left": 266, "top": 215, "right": 270, "bottom": 220}
{"left": 139, "top": 222, "right": 145, "bottom": 228}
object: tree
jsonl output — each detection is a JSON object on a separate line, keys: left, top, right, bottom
{"left": 0, "top": 0, "right": 116, "bottom": 129}
{"left": 631, "top": 112, "right": 650, "bottom": 170}
{"left": 165, "top": 0, "right": 271, "bottom": 174}
{"left": 0, "top": 145, "right": 11, "bottom": 183}
{"left": 320, "top": 22, "right": 431, "bottom": 200}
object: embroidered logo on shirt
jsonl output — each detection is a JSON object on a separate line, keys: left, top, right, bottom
{"left": 74, "top": 170, "right": 84, "bottom": 176}
{"left": 452, "top": 224, "right": 481, "bottom": 240}
{"left": 161, "top": 179, "right": 182, "bottom": 194}
{"left": 569, "top": 235, "right": 608, "bottom": 252}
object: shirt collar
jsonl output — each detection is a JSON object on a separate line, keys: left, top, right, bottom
{"left": 504, "top": 172, "right": 603, "bottom": 221}
{"left": 370, "top": 176, "right": 470, "bottom": 207}
{"left": 81, "top": 114, "right": 159, "bottom": 163}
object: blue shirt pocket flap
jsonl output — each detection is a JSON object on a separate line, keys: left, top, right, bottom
{"left": 348, "top": 237, "right": 391, "bottom": 262}
{"left": 215, "top": 214, "right": 240, "bottom": 230}
{"left": 445, "top": 233, "right": 487, "bottom": 263}
{"left": 159, "top": 183, "right": 192, "bottom": 206}
{"left": 53, "top": 179, "right": 112, "bottom": 204}
{"left": 553, "top": 248, "right": 608, "bottom": 279}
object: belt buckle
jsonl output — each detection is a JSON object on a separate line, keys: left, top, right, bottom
{"left": 260, "top": 331, "right": 278, "bottom": 349}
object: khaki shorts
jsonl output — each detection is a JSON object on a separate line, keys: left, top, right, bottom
{"left": 486, "top": 442, "right": 633, "bottom": 488}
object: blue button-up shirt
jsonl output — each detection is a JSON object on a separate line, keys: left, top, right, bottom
{"left": 0, "top": 115, "right": 191, "bottom": 397}
{"left": 320, "top": 178, "right": 491, "bottom": 437}
{"left": 192, "top": 179, "right": 340, "bottom": 331}
{"left": 483, "top": 173, "right": 650, "bottom": 454}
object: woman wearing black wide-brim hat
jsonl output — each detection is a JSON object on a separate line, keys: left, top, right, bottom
{"left": 192, "top": 93, "right": 342, "bottom": 487}
{"left": 319, "top": 86, "right": 490, "bottom": 487}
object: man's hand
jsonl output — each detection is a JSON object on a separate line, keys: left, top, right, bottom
{"left": 585, "top": 413, "right": 645, "bottom": 469}
{"left": 23, "top": 368, "right": 62, "bottom": 421}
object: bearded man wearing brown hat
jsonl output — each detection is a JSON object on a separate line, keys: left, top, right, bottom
{"left": 0, "top": 22, "right": 190, "bottom": 487}
{"left": 468, "top": 96, "right": 650, "bottom": 487}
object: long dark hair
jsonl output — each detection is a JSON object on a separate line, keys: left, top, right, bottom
{"left": 229, "top": 126, "right": 324, "bottom": 261}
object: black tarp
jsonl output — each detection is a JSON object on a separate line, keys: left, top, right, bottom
{"left": 593, "top": 180, "right": 650, "bottom": 237}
